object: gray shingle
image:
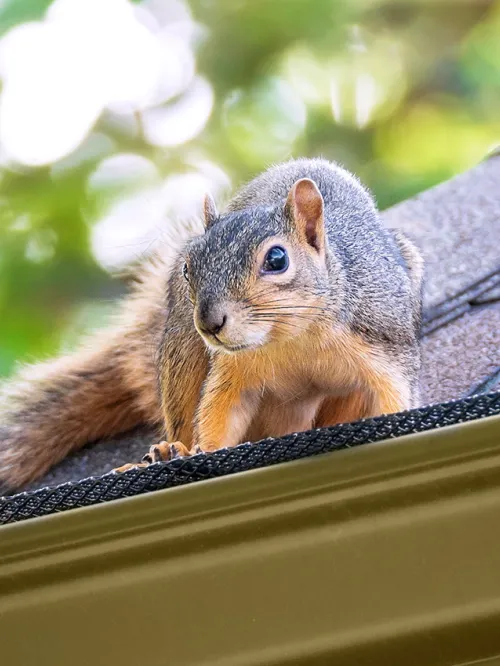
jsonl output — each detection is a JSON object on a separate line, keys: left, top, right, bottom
{"left": 383, "top": 155, "right": 500, "bottom": 309}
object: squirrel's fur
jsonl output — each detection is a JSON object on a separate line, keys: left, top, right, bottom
{"left": 0, "top": 158, "right": 423, "bottom": 492}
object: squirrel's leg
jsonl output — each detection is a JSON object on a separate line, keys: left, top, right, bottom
{"left": 367, "top": 365, "right": 412, "bottom": 416}
{"left": 315, "top": 391, "right": 374, "bottom": 427}
{"left": 114, "top": 327, "right": 210, "bottom": 471}
{"left": 328, "top": 351, "right": 413, "bottom": 423}
{"left": 0, "top": 339, "right": 160, "bottom": 492}
{"left": 117, "top": 359, "right": 257, "bottom": 469}
{"left": 316, "top": 365, "right": 411, "bottom": 428}
{"left": 194, "top": 360, "right": 259, "bottom": 452}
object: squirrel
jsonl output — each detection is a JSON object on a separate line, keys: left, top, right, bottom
{"left": 0, "top": 158, "right": 423, "bottom": 492}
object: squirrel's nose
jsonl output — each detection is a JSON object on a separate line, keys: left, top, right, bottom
{"left": 197, "top": 303, "right": 227, "bottom": 337}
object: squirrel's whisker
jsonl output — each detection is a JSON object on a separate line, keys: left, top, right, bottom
{"left": 251, "top": 306, "right": 329, "bottom": 313}
{"left": 249, "top": 318, "right": 311, "bottom": 333}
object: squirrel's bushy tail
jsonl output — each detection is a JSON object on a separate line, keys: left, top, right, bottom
{"left": 0, "top": 339, "right": 155, "bottom": 493}
{"left": 0, "top": 312, "right": 165, "bottom": 495}
{"left": 0, "top": 252, "right": 174, "bottom": 494}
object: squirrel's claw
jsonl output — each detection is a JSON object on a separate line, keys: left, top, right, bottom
{"left": 112, "top": 461, "right": 150, "bottom": 473}
{"left": 113, "top": 440, "right": 197, "bottom": 474}
{"left": 145, "top": 441, "right": 191, "bottom": 462}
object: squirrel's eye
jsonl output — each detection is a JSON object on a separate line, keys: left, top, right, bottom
{"left": 182, "top": 262, "right": 189, "bottom": 281}
{"left": 262, "top": 246, "right": 289, "bottom": 274}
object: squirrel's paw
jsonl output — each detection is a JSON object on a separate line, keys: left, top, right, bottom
{"left": 153, "top": 442, "right": 205, "bottom": 458}
{"left": 112, "top": 440, "right": 195, "bottom": 474}
{"left": 142, "top": 440, "right": 190, "bottom": 463}
{"left": 112, "top": 461, "right": 150, "bottom": 473}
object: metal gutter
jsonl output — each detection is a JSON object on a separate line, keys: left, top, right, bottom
{"left": 2, "top": 414, "right": 500, "bottom": 665}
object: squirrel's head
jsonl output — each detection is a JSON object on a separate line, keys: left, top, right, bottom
{"left": 183, "top": 178, "right": 332, "bottom": 353}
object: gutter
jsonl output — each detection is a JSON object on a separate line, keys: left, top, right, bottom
{"left": 2, "top": 414, "right": 500, "bottom": 666}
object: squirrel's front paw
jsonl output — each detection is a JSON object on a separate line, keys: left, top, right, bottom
{"left": 142, "top": 440, "right": 190, "bottom": 463}
{"left": 112, "top": 441, "right": 203, "bottom": 474}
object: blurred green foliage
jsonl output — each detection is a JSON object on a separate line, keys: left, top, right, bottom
{"left": 0, "top": 0, "right": 499, "bottom": 377}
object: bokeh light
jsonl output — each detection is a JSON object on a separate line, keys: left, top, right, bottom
{"left": 223, "top": 77, "right": 307, "bottom": 166}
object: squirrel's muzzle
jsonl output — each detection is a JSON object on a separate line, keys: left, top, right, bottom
{"left": 194, "top": 296, "right": 270, "bottom": 352}
{"left": 196, "top": 300, "right": 228, "bottom": 338}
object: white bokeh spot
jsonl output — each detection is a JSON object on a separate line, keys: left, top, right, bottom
{"left": 0, "top": 0, "right": 197, "bottom": 166}
{"left": 142, "top": 76, "right": 214, "bottom": 147}
{"left": 89, "top": 155, "right": 230, "bottom": 272}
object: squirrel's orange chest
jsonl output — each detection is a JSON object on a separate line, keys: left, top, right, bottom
{"left": 236, "top": 344, "right": 356, "bottom": 442}
{"left": 204, "top": 322, "right": 409, "bottom": 449}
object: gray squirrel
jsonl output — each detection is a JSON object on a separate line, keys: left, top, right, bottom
{"left": 0, "top": 158, "right": 423, "bottom": 491}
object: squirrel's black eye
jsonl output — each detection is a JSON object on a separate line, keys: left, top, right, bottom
{"left": 182, "top": 262, "right": 189, "bottom": 281}
{"left": 262, "top": 246, "right": 289, "bottom": 274}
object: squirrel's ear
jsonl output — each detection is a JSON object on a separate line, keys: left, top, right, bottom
{"left": 203, "top": 193, "right": 218, "bottom": 229}
{"left": 285, "top": 178, "right": 325, "bottom": 253}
